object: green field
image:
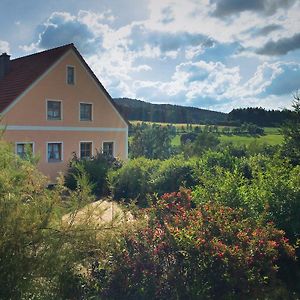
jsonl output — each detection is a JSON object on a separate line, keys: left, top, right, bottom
{"left": 171, "top": 134, "right": 283, "bottom": 147}
{"left": 219, "top": 134, "right": 283, "bottom": 146}
{"left": 131, "top": 121, "right": 207, "bottom": 129}
{"left": 130, "top": 121, "right": 283, "bottom": 147}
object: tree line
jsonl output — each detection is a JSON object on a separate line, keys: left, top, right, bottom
{"left": 114, "top": 97, "right": 295, "bottom": 127}
{"left": 228, "top": 107, "right": 295, "bottom": 127}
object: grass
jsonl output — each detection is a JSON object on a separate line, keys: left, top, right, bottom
{"left": 172, "top": 134, "right": 283, "bottom": 147}
{"left": 130, "top": 121, "right": 283, "bottom": 147}
{"left": 219, "top": 134, "right": 283, "bottom": 146}
{"left": 171, "top": 135, "right": 181, "bottom": 147}
{"left": 130, "top": 121, "right": 206, "bottom": 129}
{"left": 263, "top": 127, "right": 281, "bottom": 134}
{"left": 131, "top": 121, "right": 281, "bottom": 133}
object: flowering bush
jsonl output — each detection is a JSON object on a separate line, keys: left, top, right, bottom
{"left": 93, "top": 190, "right": 296, "bottom": 299}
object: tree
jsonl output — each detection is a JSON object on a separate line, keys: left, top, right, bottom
{"left": 281, "top": 93, "right": 300, "bottom": 165}
{"left": 183, "top": 132, "right": 220, "bottom": 157}
{"left": 130, "top": 125, "right": 173, "bottom": 159}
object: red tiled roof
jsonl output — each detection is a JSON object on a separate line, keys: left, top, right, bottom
{"left": 0, "top": 44, "right": 73, "bottom": 113}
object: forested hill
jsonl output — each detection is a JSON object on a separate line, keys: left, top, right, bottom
{"left": 228, "top": 107, "right": 295, "bottom": 127}
{"left": 113, "top": 98, "right": 227, "bottom": 124}
{"left": 114, "top": 98, "right": 294, "bottom": 126}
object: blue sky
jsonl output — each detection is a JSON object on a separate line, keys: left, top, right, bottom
{"left": 1, "top": 0, "right": 300, "bottom": 112}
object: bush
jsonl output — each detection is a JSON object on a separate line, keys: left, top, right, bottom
{"left": 108, "top": 156, "right": 199, "bottom": 205}
{"left": 93, "top": 190, "right": 295, "bottom": 299}
{"left": 151, "top": 156, "right": 198, "bottom": 195}
{"left": 0, "top": 141, "right": 108, "bottom": 299}
{"left": 192, "top": 154, "right": 300, "bottom": 243}
{"left": 108, "top": 157, "right": 160, "bottom": 206}
{"left": 65, "top": 151, "right": 122, "bottom": 197}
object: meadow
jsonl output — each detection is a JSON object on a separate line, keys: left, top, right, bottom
{"left": 130, "top": 121, "right": 283, "bottom": 147}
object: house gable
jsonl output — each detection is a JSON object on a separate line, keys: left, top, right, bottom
{"left": 0, "top": 44, "right": 128, "bottom": 129}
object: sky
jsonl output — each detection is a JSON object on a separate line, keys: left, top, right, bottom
{"left": 0, "top": 0, "right": 300, "bottom": 112}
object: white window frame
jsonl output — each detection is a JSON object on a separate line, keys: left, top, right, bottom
{"left": 79, "top": 141, "right": 94, "bottom": 159}
{"left": 79, "top": 102, "right": 93, "bottom": 122}
{"left": 46, "top": 141, "right": 64, "bottom": 163}
{"left": 66, "top": 65, "right": 76, "bottom": 85}
{"left": 15, "top": 142, "right": 35, "bottom": 157}
{"left": 102, "top": 140, "right": 116, "bottom": 157}
{"left": 46, "top": 99, "right": 63, "bottom": 121}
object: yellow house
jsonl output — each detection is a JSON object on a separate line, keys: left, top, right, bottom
{"left": 0, "top": 44, "right": 128, "bottom": 182}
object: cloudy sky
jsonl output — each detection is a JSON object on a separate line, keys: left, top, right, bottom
{"left": 1, "top": 0, "right": 300, "bottom": 112}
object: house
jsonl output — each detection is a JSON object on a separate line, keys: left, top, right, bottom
{"left": 0, "top": 44, "right": 128, "bottom": 182}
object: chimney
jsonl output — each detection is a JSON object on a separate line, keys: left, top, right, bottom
{"left": 0, "top": 53, "right": 10, "bottom": 80}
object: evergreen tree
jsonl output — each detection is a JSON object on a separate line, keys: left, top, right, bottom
{"left": 281, "top": 93, "right": 300, "bottom": 165}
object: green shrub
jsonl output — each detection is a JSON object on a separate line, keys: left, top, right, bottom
{"left": 183, "top": 131, "right": 220, "bottom": 157}
{"left": 0, "top": 141, "right": 107, "bottom": 299}
{"left": 65, "top": 151, "right": 122, "bottom": 197}
{"left": 151, "top": 156, "right": 198, "bottom": 195}
{"left": 109, "top": 156, "right": 199, "bottom": 205}
{"left": 193, "top": 154, "right": 300, "bottom": 243}
{"left": 108, "top": 157, "right": 160, "bottom": 206}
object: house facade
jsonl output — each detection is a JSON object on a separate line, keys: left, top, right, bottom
{"left": 0, "top": 44, "right": 128, "bottom": 182}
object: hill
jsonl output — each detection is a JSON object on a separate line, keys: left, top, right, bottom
{"left": 228, "top": 107, "right": 294, "bottom": 127}
{"left": 113, "top": 98, "right": 227, "bottom": 124}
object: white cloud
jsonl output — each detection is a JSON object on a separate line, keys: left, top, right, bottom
{"left": 0, "top": 40, "right": 10, "bottom": 53}
{"left": 128, "top": 59, "right": 300, "bottom": 111}
{"left": 227, "top": 62, "right": 283, "bottom": 98}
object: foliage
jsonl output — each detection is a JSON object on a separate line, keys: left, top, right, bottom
{"left": 0, "top": 141, "right": 109, "bottom": 299}
{"left": 182, "top": 131, "right": 220, "bottom": 157}
{"left": 108, "top": 156, "right": 198, "bottom": 206}
{"left": 94, "top": 190, "right": 295, "bottom": 299}
{"left": 65, "top": 150, "right": 122, "bottom": 196}
{"left": 114, "top": 97, "right": 227, "bottom": 124}
{"left": 180, "top": 132, "right": 198, "bottom": 144}
{"left": 108, "top": 157, "right": 160, "bottom": 206}
{"left": 281, "top": 93, "right": 300, "bottom": 165}
{"left": 228, "top": 107, "right": 294, "bottom": 127}
{"left": 151, "top": 156, "right": 198, "bottom": 195}
{"left": 192, "top": 154, "right": 300, "bottom": 243}
{"left": 130, "top": 124, "right": 175, "bottom": 159}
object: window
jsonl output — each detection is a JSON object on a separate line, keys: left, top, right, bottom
{"left": 67, "top": 66, "right": 75, "bottom": 85}
{"left": 47, "top": 143, "right": 62, "bottom": 162}
{"left": 80, "top": 103, "right": 92, "bottom": 121}
{"left": 47, "top": 100, "right": 61, "bottom": 120}
{"left": 80, "top": 142, "right": 92, "bottom": 159}
{"left": 103, "top": 142, "right": 114, "bottom": 156}
{"left": 16, "top": 143, "right": 33, "bottom": 158}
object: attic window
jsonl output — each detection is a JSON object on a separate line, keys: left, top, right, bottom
{"left": 80, "top": 103, "right": 92, "bottom": 121}
{"left": 47, "top": 100, "right": 62, "bottom": 120}
{"left": 67, "top": 66, "right": 75, "bottom": 85}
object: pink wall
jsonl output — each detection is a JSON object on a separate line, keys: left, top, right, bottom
{"left": 1, "top": 49, "right": 128, "bottom": 182}
{"left": 4, "top": 130, "right": 126, "bottom": 180}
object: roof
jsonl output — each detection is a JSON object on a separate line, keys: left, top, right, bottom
{"left": 0, "top": 43, "right": 128, "bottom": 125}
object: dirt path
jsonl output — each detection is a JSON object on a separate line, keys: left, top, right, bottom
{"left": 62, "top": 198, "right": 133, "bottom": 227}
